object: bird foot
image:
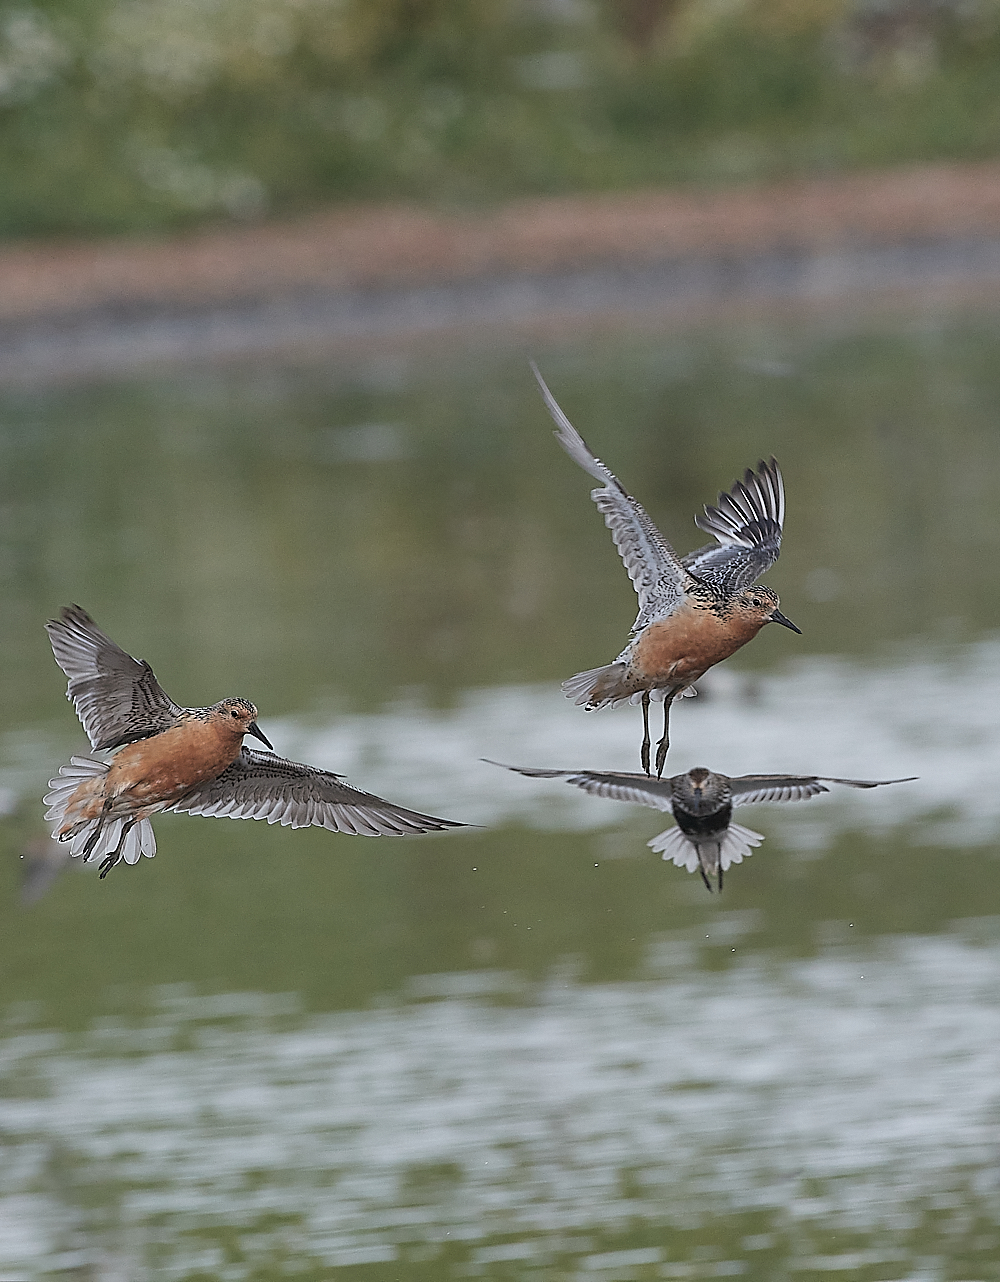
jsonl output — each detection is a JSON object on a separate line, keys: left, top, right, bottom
{"left": 99, "top": 852, "right": 121, "bottom": 879}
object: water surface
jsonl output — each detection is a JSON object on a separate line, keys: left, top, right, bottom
{"left": 2, "top": 301, "right": 1000, "bottom": 1280}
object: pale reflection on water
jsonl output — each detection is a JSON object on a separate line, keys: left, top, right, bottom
{"left": 6, "top": 641, "right": 1000, "bottom": 858}
{"left": 203, "top": 639, "right": 999, "bottom": 848}
{"left": 2, "top": 934, "right": 1000, "bottom": 1278}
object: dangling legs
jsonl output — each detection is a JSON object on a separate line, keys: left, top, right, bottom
{"left": 99, "top": 818, "right": 136, "bottom": 880}
{"left": 698, "top": 860, "right": 713, "bottom": 893}
{"left": 79, "top": 798, "right": 114, "bottom": 862}
{"left": 640, "top": 691, "right": 651, "bottom": 776}
{"left": 654, "top": 695, "right": 675, "bottom": 779}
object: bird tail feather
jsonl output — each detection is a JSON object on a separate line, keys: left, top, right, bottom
{"left": 648, "top": 821, "right": 765, "bottom": 874}
{"left": 648, "top": 825, "right": 699, "bottom": 871}
{"left": 561, "top": 663, "right": 628, "bottom": 709}
{"left": 719, "top": 822, "right": 765, "bottom": 869}
{"left": 44, "top": 756, "right": 156, "bottom": 864}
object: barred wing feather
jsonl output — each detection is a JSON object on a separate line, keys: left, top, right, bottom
{"left": 172, "top": 748, "right": 465, "bottom": 836}
{"left": 46, "top": 605, "right": 182, "bottom": 750}
{"left": 682, "top": 458, "right": 784, "bottom": 594}
{"left": 488, "top": 760, "right": 676, "bottom": 813}
{"left": 532, "top": 365, "right": 693, "bottom": 631}
{"left": 729, "top": 774, "right": 915, "bottom": 806}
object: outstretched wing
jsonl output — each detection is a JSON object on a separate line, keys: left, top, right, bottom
{"left": 46, "top": 605, "right": 183, "bottom": 751}
{"left": 682, "top": 458, "right": 785, "bottom": 593}
{"left": 729, "top": 774, "right": 916, "bottom": 806}
{"left": 173, "top": 748, "right": 466, "bottom": 836}
{"left": 532, "top": 364, "right": 695, "bottom": 633}
{"left": 487, "top": 760, "right": 677, "bottom": 813}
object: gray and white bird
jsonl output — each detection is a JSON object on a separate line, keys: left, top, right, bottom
{"left": 45, "top": 605, "right": 466, "bottom": 877}
{"left": 490, "top": 762, "right": 915, "bottom": 891}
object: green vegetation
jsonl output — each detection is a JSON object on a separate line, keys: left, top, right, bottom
{"left": 4, "top": 0, "right": 1000, "bottom": 237}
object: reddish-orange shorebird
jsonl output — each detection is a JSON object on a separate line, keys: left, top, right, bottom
{"left": 533, "top": 365, "right": 801, "bottom": 778}
{"left": 44, "top": 605, "right": 465, "bottom": 877}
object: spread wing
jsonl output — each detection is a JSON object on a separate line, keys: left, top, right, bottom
{"left": 172, "top": 748, "right": 466, "bottom": 836}
{"left": 46, "top": 604, "right": 183, "bottom": 751}
{"left": 729, "top": 774, "right": 917, "bottom": 806}
{"left": 532, "top": 364, "right": 695, "bottom": 633}
{"left": 681, "top": 458, "right": 785, "bottom": 593}
{"left": 487, "top": 760, "right": 677, "bottom": 813}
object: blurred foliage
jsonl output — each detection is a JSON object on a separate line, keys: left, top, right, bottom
{"left": 3, "top": 0, "right": 1000, "bottom": 234}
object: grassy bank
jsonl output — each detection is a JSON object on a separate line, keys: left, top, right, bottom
{"left": 4, "top": 0, "right": 1000, "bottom": 237}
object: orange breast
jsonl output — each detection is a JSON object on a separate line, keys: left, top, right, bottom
{"left": 632, "top": 604, "right": 765, "bottom": 683}
{"left": 105, "top": 720, "right": 242, "bottom": 806}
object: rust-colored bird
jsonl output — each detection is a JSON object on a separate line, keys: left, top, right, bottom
{"left": 491, "top": 761, "right": 915, "bottom": 892}
{"left": 534, "top": 365, "right": 800, "bottom": 777}
{"left": 44, "top": 606, "right": 465, "bottom": 878}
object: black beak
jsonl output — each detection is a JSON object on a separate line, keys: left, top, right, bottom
{"left": 770, "top": 608, "right": 802, "bottom": 634}
{"left": 246, "top": 721, "right": 273, "bottom": 750}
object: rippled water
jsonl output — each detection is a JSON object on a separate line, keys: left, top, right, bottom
{"left": 4, "top": 933, "right": 1000, "bottom": 1279}
{"left": 3, "top": 301, "right": 1000, "bottom": 1279}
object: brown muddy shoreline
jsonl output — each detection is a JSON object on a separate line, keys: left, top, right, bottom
{"left": 5, "top": 162, "right": 1000, "bottom": 381}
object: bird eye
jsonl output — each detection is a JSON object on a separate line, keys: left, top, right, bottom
{"left": 230, "top": 709, "right": 240, "bottom": 719}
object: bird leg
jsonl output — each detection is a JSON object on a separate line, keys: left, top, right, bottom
{"left": 654, "top": 695, "right": 675, "bottom": 779}
{"left": 99, "top": 819, "right": 136, "bottom": 880}
{"left": 698, "top": 862, "right": 713, "bottom": 893}
{"left": 79, "top": 798, "right": 114, "bottom": 862}
{"left": 640, "top": 692, "right": 651, "bottom": 776}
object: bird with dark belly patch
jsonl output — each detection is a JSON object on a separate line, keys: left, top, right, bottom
{"left": 533, "top": 364, "right": 801, "bottom": 777}
{"left": 489, "top": 762, "right": 915, "bottom": 892}
{"left": 44, "top": 605, "right": 466, "bottom": 877}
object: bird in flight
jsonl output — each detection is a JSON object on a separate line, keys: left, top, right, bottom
{"left": 45, "top": 605, "right": 465, "bottom": 878}
{"left": 534, "top": 364, "right": 800, "bottom": 777}
{"left": 490, "top": 761, "right": 914, "bottom": 892}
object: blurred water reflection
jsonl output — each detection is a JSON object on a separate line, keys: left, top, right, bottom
{"left": 3, "top": 300, "right": 1000, "bottom": 1279}
{"left": 3, "top": 937, "right": 1000, "bottom": 1279}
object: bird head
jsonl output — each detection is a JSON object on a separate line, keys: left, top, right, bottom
{"left": 736, "top": 585, "right": 801, "bottom": 634}
{"left": 211, "top": 698, "right": 273, "bottom": 749}
{"left": 676, "top": 767, "right": 728, "bottom": 811}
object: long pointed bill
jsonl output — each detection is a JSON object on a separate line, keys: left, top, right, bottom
{"left": 770, "top": 608, "right": 802, "bottom": 634}
{"left": 247, "top": 721, "right": 273, "bottom": 750}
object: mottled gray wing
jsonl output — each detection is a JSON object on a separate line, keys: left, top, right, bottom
{"left": 173, "top": 748, "right": 466, "bottom": 836}
{"left": 46, "top": 605, "right": 183, "bottom": 751}
{"left": 487, "top": 760, "right": 677, "bottom": 813}
{"left": 532, "top": 365, "right": 695, "bottom": 632}
{"left": 729, "top": 774, "right": 916, "bottom": 806}
{"left": 681, "top": 458, "right": 784, "bottom": 593}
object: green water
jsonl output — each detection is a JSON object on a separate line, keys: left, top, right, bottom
{"left": 2, "top": 302, "right": 1000, "bottom": 1280}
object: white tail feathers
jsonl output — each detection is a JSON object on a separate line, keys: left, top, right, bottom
{"left": 648, "top": 825, "right": 700, "bottom": 870}
{"left": 563, "top": 667, "right": 696, "bottom": 709}
{"left": 649, "top": 821, "right": 765, "bottom": 872}
{"left": 44, "top": 756, "right": 156, "bottom": 865}
{"left": 561, "top": 664, "right": 628, "bottom": 709}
